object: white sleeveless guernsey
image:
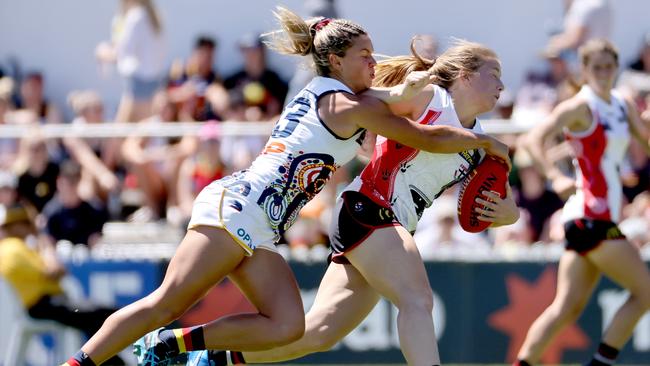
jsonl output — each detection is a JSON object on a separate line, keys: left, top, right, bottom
{"left": 348, "top": 85, "right": 484, "bottom": 233}
{"left": 561, "top": 85, "right": 630, "bottom": 223}
{"left": 189, "top": 76, "right": 366, "bottom": 252}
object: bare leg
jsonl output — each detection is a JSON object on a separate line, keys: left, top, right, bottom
{"left": 517, "top": 251, "right": 600, "bottom": 363}
{"left": 243, "top": 262, "right": 381, "bottom": 362}
{"left": 345, "top": 226, "right": 438, "bottom": 366}
{"left": 81, "top": 226, "right": 246, "bottom": 364}
{"left": 587, "top": 239, "right": 650, "bottom": 348}
{"left": 199, "top": 248, "right": 306, "bottom": 350}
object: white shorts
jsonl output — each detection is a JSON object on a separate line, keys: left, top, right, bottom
{"left": 187, "top": 181, "right": 279, "bottom": 255}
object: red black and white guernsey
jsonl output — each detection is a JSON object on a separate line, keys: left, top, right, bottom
{"left": 561, "top": 85, "right": 630, "bottom": 224}
{"left": 345, "top": 84, "right": 483, "bottom": 233}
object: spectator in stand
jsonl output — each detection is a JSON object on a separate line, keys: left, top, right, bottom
{"left": 414, "top": 191, "right": 491, "bottom": 259}
{"left": 15, "top": 135, "right": 59, "bottom": 213}
{"left": 0, "top": 204, "right": 125, "bottom": 365}
{"left": 175, "top": 121, "right": 228, "bottom": 226}
{"left": 617, "top": 32, "right": 650, "bottom": 109}
{"left": 13, "top": 71, "right": 63, "bottom": 125}
{"left": 617, "top": 32, "right": 650, "bottom": 200}
{"left": 121, "top": 90, "right": 196, "bottom": 222}
{"left": 511, "top": 147, "right": 564, "bottom": 242}
{"left": 95, "top": 0, "right": 166, "bottom": 124}
{"left": 167, "top": 35, "right": 229, "bottom": 122}
{"left": 224, "top": 32, "right": 288, "bottom": 120}
{"left": 544, "top": 0, "right": 612, "bottom": 61}
{"left": 0, "top": 171, "right": 19, "bottom": 208}
{"left": 0, "top": 77, "right": 19, "bottom": 169}
{"left": 41, "top": 160, "right": 108, "bottom": 248}
{"left": 512, "top": 52, "right": 574, "bottom": 128}
{"left": 63, "top": 90, "right": 120, "bottom": 204}
{"left": 412, "top": 34, "right": 439, "bottom": 60}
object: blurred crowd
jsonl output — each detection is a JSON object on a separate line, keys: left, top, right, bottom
{"left": 0, "top": 0, "right": 649, "bottom": 271}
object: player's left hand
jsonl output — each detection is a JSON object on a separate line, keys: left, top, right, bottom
{"left": 401, "top": 70, "right": 433, "bottom": 100}
{"left": 475, "top": 183, "right": 520, "bottom": 227}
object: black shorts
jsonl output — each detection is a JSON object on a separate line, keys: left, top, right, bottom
{"left": 564, "top": 218, "right": 626, "bottom": 255}
{"left": 329, "top": 191, "right": 400, "bottom": 264}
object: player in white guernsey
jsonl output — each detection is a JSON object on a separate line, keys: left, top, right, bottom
{"left": 515, "top": 40, "right": 650, "bottom": 366}
{"left": 188, "top": 39, "right": 518, "bottom": 366}
{"left": 62, "top": 8, "right": 512, "bottom": 366}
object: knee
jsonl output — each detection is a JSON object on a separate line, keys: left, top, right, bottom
{"left": 395, "top": 287, "right": 434, "bottom": 315}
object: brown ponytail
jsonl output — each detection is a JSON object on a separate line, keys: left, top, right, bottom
{"left": 266, "top": 6, "right": 366, "bottom": 77}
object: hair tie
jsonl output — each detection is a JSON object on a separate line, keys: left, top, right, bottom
{"left": 314, "top": 18, "right": 331, "bottom": 32}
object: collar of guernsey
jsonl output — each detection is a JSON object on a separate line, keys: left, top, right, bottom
{"left": 246, "top": 76, "right": 366, "bottom": 236}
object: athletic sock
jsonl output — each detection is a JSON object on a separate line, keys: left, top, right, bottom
{"left": 586, "top": 342, "right": 619, "bottom": 366}
{"left": 513, "top": 360, "right": 532, "bottom": 366}
{"left": 63, "top": 350, "right": 96, "bottom": 366}
{"left": 159, "top": 326, "right": 206, "bottom": 354}
{"left": 206, "top": 350, "right": 246, "bottom": 365}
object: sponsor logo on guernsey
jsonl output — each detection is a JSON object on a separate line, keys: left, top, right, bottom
{"left": 236, "top": 228, "right": 253, "bottom": 247}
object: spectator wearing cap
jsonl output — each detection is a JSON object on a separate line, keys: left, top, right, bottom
{"left": 223, "top": 31, "right": 288, "bottom": 120}
{"left": 41, "top": 160, "right": 109, "bottom": 247}
{"left": 0, "top": 204, "right": 125, "bottom": 365}
{"left": 174, "top": 121, "right": 229, "bottom": 226}
{"left": 167, "top": 35, "right": 229, "bottom": 122}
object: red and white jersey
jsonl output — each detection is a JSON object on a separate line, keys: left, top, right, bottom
{"left": 347, "top": 85, "right": 483, "bottom": 233}
{"left": 561, "top": 85, "right": 630, "bottom": 223}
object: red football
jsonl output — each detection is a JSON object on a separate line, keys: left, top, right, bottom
{"left": 457, "top": 155, "right": 509, "bottom": 233}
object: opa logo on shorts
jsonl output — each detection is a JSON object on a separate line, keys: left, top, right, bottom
{"left": 237, "top": 228, "right": 252, "bottom": 244}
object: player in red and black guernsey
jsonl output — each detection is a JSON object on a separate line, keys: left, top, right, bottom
{"left": 515, "top": 39, "right": 650, "bottom": 366}
{"left": 191, "top": 39, "right": 519, "bottom": 366}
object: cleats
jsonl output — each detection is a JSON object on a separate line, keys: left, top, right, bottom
{"left": 133, "top": 328, "right": 176, "bottom": 366}
{"left": 187, "top": 351, "right": 212, "bottom": 366}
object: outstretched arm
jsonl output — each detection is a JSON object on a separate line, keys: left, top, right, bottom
{"left": 328, "top": 94, "right": 511, "bottom": 165}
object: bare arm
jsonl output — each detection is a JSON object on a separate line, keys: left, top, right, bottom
{"left": 524, "top": 97, "right": 589, "bottom": 180}
{"left": 321, "top": 93, "right": 510, "bottom": 164}
{"left": 63, "top": 137, "right": 118, "bottom": 192}
{"left": 522, "top": 97, "right": 591, "bottom": 198}
{"left": 624, "top": 97, "right": 650, "bottom": 155}
{"left": 545, "top": 24, "right": 587, "bottom": 54}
